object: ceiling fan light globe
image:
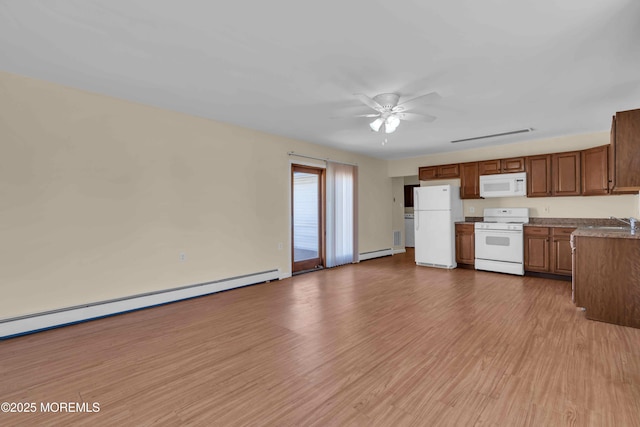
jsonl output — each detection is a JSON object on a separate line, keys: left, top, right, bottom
{"left": 369, "top": 117, "right": 384, "bottom": 132}
{"left": 384, "top": 115, "right": 400, "bottom": 133}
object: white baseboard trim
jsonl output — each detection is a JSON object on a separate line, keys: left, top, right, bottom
{"left": 359, "top": 248, "right": 393, "bottom": 262}
{"left": 279, "top": 272, "right": 292, "bottom": 280}
{"left": 0, "top": 269, "right": 280, "bottom": 339}
{"left": 392, "top": 248, "right": 406, "bottom": 255}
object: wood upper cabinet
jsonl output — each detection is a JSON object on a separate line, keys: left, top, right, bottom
{"left": 581, "top": 145, "right": 610, "bottom": 196}
{"left": 438, "top": 163, "right": 460, "bottom": 179}
{"left": 419, "top": 166, "right": 438, "bottom": 181}
{"left": 455, "top": 223, "right": 475, "bottom": 266}
{"left": 459, "top": 162, "right": 480, "bottom": 199}
{"left": 550, "top": 228, "right": 575, "bottom": 276}
{"left": 501, "top": 157, "right": 526, "bottom": 173}
{"left": 526, "top": 155, "right": 552, "bottom": 197}
{"left": 478, "top": 160, "right": 501, "bottom": 175}
{"left": 479, "top": 157, "right": 525, "bottom": 175}
{"left": 524, "top": 226, "right": 550, "bottom": 272}
{"left": 552, "top": 151, "right": 581, "bottom": 196}
{"left": 419, "top": 164, "right": 460, "bottom": 180}
{"left": 611, "top": 108, "right": 640, "bottom": 192}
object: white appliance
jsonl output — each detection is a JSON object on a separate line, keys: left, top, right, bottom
{"left": 413, "top": 185, "right": 463, "bottom": 268}
{"left": 474, "top": 208, "right": 529, "bottom": 275}
{"left": 479, "top": 172, "right": 527, "bottom": 198}
{"left": 404, "top": 213, "right": 415, "bottom": 247}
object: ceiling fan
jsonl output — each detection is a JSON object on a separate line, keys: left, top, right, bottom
{"left": 353, "top": 92, "right": 440, "bottom": 134}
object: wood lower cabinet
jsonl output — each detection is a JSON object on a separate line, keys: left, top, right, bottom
{"left": 524, "top": 227, "right": 550, "bottom": 272}
{"left": 552, "top": 151, "right": 581, "bottom": 196}
{"left": 455, "top": 224, "right": 475, "bottom": 266}
{"left": 550, "top": 228, "right": 575, "bottom": 276}
{"left": 526, "top": 155, "right": 552, "bottom": 197}
{"left": 574, "top": 234, "right": 640, "bottom": 328}
{"left": 459, "top": 162, "right": 480, "bottom": 199}
{"left": 525, "top": 226, "right": 575, "bottom": 276}
{"left": 581, "top": 145, "right": 610, "bottom": 196}
{"left": 611, "top": 108, "right": 640, "bottom": 192}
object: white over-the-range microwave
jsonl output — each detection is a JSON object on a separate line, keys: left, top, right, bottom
{"left": 479, "top": 172, "right": 527, "bottom": 198}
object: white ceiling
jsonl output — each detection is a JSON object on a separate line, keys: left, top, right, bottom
{"left": 1, "top": 0, "right": 639, "bottom": 160}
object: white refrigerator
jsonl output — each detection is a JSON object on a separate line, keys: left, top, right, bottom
{"left": 413, "top": 185, "right": 463, "bottom": 269}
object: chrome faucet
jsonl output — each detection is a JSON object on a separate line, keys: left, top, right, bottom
{"left": 610, "top": 216, "right": 638, "bottom": 231}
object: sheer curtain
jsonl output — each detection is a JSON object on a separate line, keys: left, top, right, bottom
{"left": 325, "top": 162, "right": 358, "bottom": 267}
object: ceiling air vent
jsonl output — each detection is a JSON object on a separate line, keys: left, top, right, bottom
{"left": 451, "top": 128, "right": 533, "bottom": 143}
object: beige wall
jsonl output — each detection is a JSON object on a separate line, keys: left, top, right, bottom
{"left": 389, "top": 133, "right": 639, "bottom": 220}
{"left": 0, "top": 71, "right": 391, "bottom": 319}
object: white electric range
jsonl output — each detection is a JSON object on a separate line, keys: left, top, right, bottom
{"left": 474, "top": 208, "right": 529, "bottom": 275}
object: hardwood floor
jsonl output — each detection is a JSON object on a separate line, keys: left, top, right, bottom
{"left": 1, "top": 250, "right": 639, "bottom": 426}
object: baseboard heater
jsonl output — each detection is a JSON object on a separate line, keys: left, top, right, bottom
{"left": 0, "top": 269, "right": 280, "bottom": 340}
{"left": 359, "top": 248, "right": 393, "bottom": 262}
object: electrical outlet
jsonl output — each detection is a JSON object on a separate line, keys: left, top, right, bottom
{"left": 179, "top": 252, "right": 186, "bottom": 261}
{"left": 543, "top": 206, "right": 550, "bottom": 213}
{"left": 469, "top": 206, "right": 475, "bottom": 213}
{"left": 277, "top": 242, "right": 283, "bottom": 250}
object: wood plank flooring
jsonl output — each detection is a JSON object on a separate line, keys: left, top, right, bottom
{"left": 1, "top": 249, "right": 639, "bottom": 426}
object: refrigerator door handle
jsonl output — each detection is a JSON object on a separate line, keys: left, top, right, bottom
{"left": 415, "top": 210, "right": 419, "bottom": 231}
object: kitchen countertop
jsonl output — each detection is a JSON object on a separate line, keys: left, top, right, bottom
{"left": 456, "top": 217, "right": 632, "bottom": 229}
{"left": 572, "top": 227, "right": 640, "bottom": 240}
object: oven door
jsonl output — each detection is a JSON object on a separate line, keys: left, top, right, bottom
{"left": 475, "top": 229, "right": 523, "bottom": 263}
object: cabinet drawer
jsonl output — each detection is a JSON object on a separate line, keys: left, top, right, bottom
{"left": 525, "top": 226, "right": 550, "bottom": 236}
{"left": 455, "top": 223, "right": 474, "bottom": 233}
{"left": 551, "top": 227, "right": 575, "bottom": 237}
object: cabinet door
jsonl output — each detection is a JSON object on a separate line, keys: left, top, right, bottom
{"left": 478, "top": 160, "right": 501, "bottom": 175}
{"left": 438, "top": 163, "right": 460, "bottom": 178}
{"left": 455, "top": 224, "right": 475, "bottom": 265}
{"left": 526, "top": 155, "right": 552, "bottom": 197}
{"left": 404, "top": 185, "right": 419, "bottom": 207}
{"left": 524, "top": 227, "right": 550, "bottom": 272}
{"left": 419, "top": 166, "right": 438, "bottom": 181}
{"left": 501, "top": 157, "right": 526, "bottom": 173}
{"left": 460, "top": 162, "right": 480, "bottom": 199}
{"left": 612, "top": 108, "right": 640, "bottom": 192}
{"left": 552, "top": 151, "right": 581, "bottom": 196}
{"left": 551, "top": 228, "right": 575, "bottom": 276}
{"left": 581, "top": 145, "right": 610, "bottom": 196}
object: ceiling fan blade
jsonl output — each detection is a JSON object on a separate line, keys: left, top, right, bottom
{"left": 354, "top": 93, "right": 384, "bottom": 112}
{"left": 353, "top": 113, "right": 381, "bottom": 118}
{"left": 396, "top": 112, "right": 437, "bottom": 122}
{"left": 395, "top": 92, "right": 441, "bottom": 111}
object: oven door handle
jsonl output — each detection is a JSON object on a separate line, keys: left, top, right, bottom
{"left": 475, "top": 229, "right": 522, "bottom": 235}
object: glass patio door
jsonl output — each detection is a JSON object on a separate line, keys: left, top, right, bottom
{"left": 292, "top": 165, "right": 324, "bottom": 273}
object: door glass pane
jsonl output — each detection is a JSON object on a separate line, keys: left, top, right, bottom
{"left": 293, "top": 171, "right": 319, "bottom": 262}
